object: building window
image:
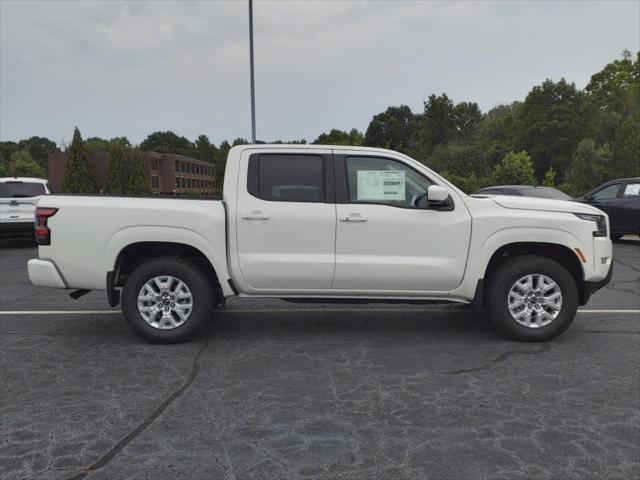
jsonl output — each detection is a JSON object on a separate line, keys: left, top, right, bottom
{"left": 152, "top": 176, "right": 159, "bottom": 188}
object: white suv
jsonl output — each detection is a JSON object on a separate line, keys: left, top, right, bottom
{"left": 0, "top": 177, "right": 50, "bottom": 238}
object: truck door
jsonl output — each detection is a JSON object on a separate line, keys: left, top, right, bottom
{"left": 235, "top": 149, "right": 336, "bottom": 290}
{"left": 332, "top": 153, "right": 472, "bottom": 293}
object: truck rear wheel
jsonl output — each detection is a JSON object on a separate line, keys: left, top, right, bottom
{"left": 121, "top": 257, "right": 213, "bottom": 343}
{"left": 486, "top": 255, "right": 578, "bottom": 341}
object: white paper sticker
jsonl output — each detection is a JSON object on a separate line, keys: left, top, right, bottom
{"left": 624, "top": 183, "right": 640, "bottom": 196}
{"left": 356, "top": 170, "right": 405, "bottom": 201}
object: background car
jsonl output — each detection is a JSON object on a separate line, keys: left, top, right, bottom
{"left": 0, "top": 177, "right": 50, "bottom": 238}
{"left": 575, "top": 177, "right": 640, "bottom": 241}
{"left": 473, "top": 185, "right": 572, "bottom": 200}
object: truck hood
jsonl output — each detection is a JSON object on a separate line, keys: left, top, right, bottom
{"left": 491, "top": 196, "right": 603, "bottom": 215}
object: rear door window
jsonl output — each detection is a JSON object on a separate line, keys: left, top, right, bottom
{"left": 248, "top": 154, "right": 325, "bottom": 203}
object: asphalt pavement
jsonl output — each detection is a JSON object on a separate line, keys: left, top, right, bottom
{"left": 1, "top": 238, "right": 638, "bottom": 480}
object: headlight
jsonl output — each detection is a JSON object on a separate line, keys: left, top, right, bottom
{"left": 574, "top": 213, "right": 607, "bottom": 237}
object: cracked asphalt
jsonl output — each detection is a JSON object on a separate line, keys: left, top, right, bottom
{"left": 1, "top": 238, "right": 639, "bottom": 480}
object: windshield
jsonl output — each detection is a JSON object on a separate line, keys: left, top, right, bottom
{"left": 524, "top": 188, "right": 571, "bottom": 200}
{"left": 0, "top": 182, "right": 46, "bottom": 198}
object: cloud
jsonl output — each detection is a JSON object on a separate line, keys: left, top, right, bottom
{"left": 1, "top": 0, "right": 638, "bottom": 146}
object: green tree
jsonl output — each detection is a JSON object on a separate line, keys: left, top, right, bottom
{"left": 85, "top": 137, "right": 111, "bottom": 154}
{"left": 193, "top": 134, "right": 218, "bottom": 162}
{"left": 17, "top": 136, "right": 58, "bottom": 173}
{"left": 271, "top": 139, "right": 308, "bottom": 144}
{"left": 541, "top": 167, "right": 557, "bottom": 187}
{"left": 4, "top": 150, "right": 45, "bottom": 177}
{"left": 492, "top": 151, "right": 535, "bottom": 185}
{"left": 140, "top": 131, "right": 192, "bottom": 154}
{"left": 0, "top": 141, "right": 19, "bottom": 167}
{"left": 60, "top": 127, "right": 95, "bottom": 193}
{"left": 563, "top": 139, "right": 611, "bottom": 196}
{"left": 104, "top": 140, "right": 129, "bottom": 194}
{"left": 452, "top": 101, "right": 482, "bottom": 140}
{"left": 517, "top": 78, "right": 582, "bottom": 181}
{"left": 440, "top": 170, "right": 491, "bottom": 194}
{"left": 586, "top": 50, "right": 639, "bottom": 117}
{"left": 582, "top": 51, "right": 639, "bottom": 147}
{"left": 612, "top": 115, "right": 640, "bottom": 178}
{"left": 313, "top": 128, "right": 363, "bottom": 146}
{"left": 126, "top": 149, "right": 152, "bottom": 195}
{"left": 364, "top": 105, "right": 417, "bottom": 152}
{"left": 420, "top": 94, "right": 456, "bottom": 150}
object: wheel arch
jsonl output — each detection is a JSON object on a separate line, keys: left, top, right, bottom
{"left": 110, "top": 241, "right": 225, "bottom": 307}
{"left": 481, "top": 241, "right": 587, "bottom": 307}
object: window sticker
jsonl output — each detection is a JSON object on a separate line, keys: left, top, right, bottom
{"left": 357, "top": 170, "right": 405, "bottom": 201}
{"left": 624, "top": 183, "right": 640, "bottom": 196}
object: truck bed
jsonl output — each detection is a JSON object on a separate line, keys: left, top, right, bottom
{"left": 34, "top": 195, "right": 229, "bottom": 290}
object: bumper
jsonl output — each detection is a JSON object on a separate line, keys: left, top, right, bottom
{"left": 27, "top": 259, "right": 67, "bottom": 288}
{"left": 581, "top": 262, "right": 613, "bottom": 305}
{"left": 0, "top": 221, "right": 34, "bottom": 236}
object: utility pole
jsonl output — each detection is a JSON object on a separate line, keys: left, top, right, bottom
{"left": 248, "top": 0, "right": 256, "bottom": 143}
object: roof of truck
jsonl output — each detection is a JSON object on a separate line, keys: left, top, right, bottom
{"left": 0, "top": 177, "right": 48, "bottom": 184}
{"left": 231, "top": 144, "right": 399, "bottom": 153}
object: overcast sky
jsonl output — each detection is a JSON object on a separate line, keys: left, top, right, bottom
{"left": 1, "top": 0, "right": 638, "bottom": 146}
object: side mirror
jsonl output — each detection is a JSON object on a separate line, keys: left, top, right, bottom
{"left": 427, "top": 185, "right": 449, "bottom": 203}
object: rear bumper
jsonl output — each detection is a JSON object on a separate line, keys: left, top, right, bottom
{"left": 27, "top": 259, "right": 67, "bottom": 288}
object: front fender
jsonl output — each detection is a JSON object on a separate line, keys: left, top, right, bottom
{"left": 451, "top": 226, "right": 587, "bottom": 301}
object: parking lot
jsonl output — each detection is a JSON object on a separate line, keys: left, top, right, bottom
{"left": 1, "top": 238, "right": 638, "bottom": 480}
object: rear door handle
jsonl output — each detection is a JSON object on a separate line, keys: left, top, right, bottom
{"left": 341, "top": 214, "right": 367, "bottom": 223}
{"left": 242, "top": 211, "right": 270, "bottom": 221}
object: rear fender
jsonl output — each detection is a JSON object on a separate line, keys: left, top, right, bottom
{"left": 105, "top": 225, "right": 233, "bottom": 296}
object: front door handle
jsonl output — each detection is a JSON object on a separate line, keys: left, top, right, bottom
{"left": 242, "top": 211, "right": 270, "bottom": 221}
{"left": 341, "top": 213, "right": 367, "bottom": 223}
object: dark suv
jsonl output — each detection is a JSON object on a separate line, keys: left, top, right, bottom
{"left": 575, "top": 178, "right": 640, "bottom": 241}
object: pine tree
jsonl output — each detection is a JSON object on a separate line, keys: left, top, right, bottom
{"left": 60, "top": 127, "right": 95, "bottom": 193}
{"left": 126, "top": 149, "right": 152, "bottom": 195}
{"left": 104, "top": 140, "right": 128, "bottom": 194}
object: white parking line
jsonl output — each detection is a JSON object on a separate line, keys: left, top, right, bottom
{"left": 0, "top": 309, "right": 638, "bottom": 315}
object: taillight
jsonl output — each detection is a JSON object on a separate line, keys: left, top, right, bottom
{"left": 34, "top": 207, "right": 58, "bottom": 245}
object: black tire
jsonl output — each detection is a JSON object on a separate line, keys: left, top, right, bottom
{"left": 486, "top": 255, "right": 578, "bottom": 342}
{"left": 121, "top": 257, "right": 214, "bottom": 343}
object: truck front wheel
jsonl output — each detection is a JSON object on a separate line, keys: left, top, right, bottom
{"left": 121, "top": 257, "right": 213, "bottom": 343}
{"left": 486, "top": 255, "right": 578, "bottom": 341}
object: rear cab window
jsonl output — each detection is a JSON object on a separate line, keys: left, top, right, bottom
{"left": 0, "top": 182, "right": 46, "bottom": 198}
{"left": 248, "top": 154, "right": 326, "bottom": 203}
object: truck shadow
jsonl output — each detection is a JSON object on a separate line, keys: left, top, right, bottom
{"left": 208, "top": 309, "right": 493, "bottom": 341}
{"left": 0, "top": 237, "right": 37, "bottom": 249}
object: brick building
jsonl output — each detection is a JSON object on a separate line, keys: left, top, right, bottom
{"left": 48, "top": 151, "right": 215, "bottom": 195}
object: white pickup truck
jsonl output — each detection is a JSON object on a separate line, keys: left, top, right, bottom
{"left": 27, "top": 145, "right": 613, "bottom": 343}
{"left": 1, "top": 177, "right": 50, "bottom": 237}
